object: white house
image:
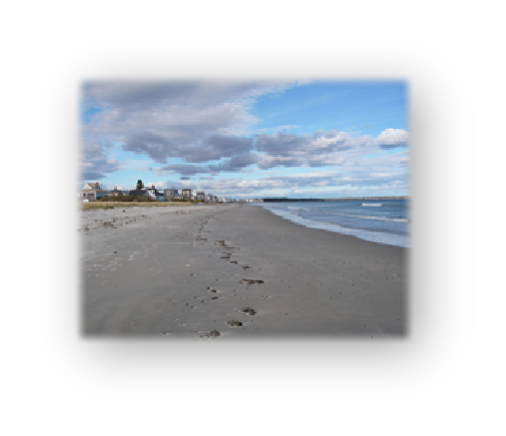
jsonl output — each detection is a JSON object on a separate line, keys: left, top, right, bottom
{"left": 145, "top": 185, "right": 165, "bottom": 201}
{"left": 78, "top": 182, "right": 109, "bottom": 201}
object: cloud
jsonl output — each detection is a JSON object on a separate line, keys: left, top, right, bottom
{"left": 253, "top": 131, "right": 354, "bottom": 169}
{"left": 123, "top": 132, "right": 174, "bottom": 164}
{"left": 82, "top": 81, "right": 297, "bottom": 152}
{"left": 81, "top": 82, "right": 409, "bottom": 188}
{"left": 190, "top": 135, "right": 254, "bottom": 163}
{"left": 377, "top": 128, "right": 409, "bottom": 149}
{"left": 81, "top": 81, "right": 304, "bottom": 178}
{"left": 79, "top": 142, "right": 120, "bottom": 181}
{"left": 209, "top": 153, "right": 259, "bottom": 173}
{"left": 166, "top": 168, "right": 408, "bottom": 198}
{"left": 156, "top": 164, "right": 210, "bottom": 176}
{"left": 255, "top": 133, "right": 309, "bottom": 156}
{"left": 285, "top": 170, "right": 341, "bottom": 179}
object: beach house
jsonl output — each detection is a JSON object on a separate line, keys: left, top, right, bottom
{"left": 145, "top": 185, "right": 165, "bottom": 201}
{"left": 78, "top": 182, "right": 109, "bottom": 201}
{"left": 164, "top": 188, "right": 179, "bottom": 201}
{"left": 182, "top": 189, "right": 192, "bottom": 201}
{"left": 108, "top": 187, "right": 123, "bottom": 197}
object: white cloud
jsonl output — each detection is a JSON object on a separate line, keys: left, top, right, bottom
{"left": 370, "top": 172, "right": 399, "bottom": 178}
{"left": 376, "top": 128, "right": 409, "bottom": 148}
{"left": 285, "top": 170, "right": 340, "bottom": 179}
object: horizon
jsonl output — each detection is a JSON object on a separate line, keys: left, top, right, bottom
{"left": 80, "top": 80, "right": 409, "bottom": 199}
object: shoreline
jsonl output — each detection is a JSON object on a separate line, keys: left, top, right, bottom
{"left": 254, "top": 203, "right": 409, "bottom": 249}
{"left": 81, "top": 203, "right": 407, "bottom": 339}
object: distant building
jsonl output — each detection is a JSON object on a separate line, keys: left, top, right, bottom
{"left": 78, "top": 182, "right": 109, "bottom": 201}
{"left": 145, "top": 185, "right": 164, "bottom": 201}
{"left": 164, "top": 188, "right": 179, "bottom": 201}
{"left": 108, "top": 186, "right": 123, "bottom": 197}
{"left": 182, "top": 189, "right": 192, "bottom": 200}
{"left": 196, "top": 191, "right": 205, "bottom": 201}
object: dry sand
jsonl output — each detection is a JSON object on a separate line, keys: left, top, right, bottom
{"left": 80, "top": 203, "right": 407, "bottom": 339}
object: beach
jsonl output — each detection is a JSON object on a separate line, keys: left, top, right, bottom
{"left": 80, "top": 203, "right": 407, "bottom": 339}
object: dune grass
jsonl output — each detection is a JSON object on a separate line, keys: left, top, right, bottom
{"left": 79, "top": 201, "right": 195, "bottom": 211}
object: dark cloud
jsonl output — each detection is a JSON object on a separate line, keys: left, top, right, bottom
{"left": 184, "top": 135, "right": 254, "bottom": 163}
{"left": 208, "top": 152, "right": 258, "bottom": 173}
{"left": 83, "top": 82, "right": 204, "bottom": 111}
{"left": 256, "top": 155, "right": 302, "bottom": 169}
{"left": 122, "top": 132, "right": 255, "bottom": 166}
{"left": 255, "top": 133, "right": 308, "bottom": 156}
{"left": 253, "top": 131, "right": 353, "bottom": 167}
{"left": 123, "top": 132, "right": 174, "bottom": 163}
{"left": 79, "top": 143, "right": 120, "bottom": 181}
{"left": 82, "top": 81, "right": 291, "bottom": 111}
{"left": 126, "top": 129, "right": 353, "bottom": 174}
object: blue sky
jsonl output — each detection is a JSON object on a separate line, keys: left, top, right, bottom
{"left": 80, "top": 80, "right": 409, "bottom": 198}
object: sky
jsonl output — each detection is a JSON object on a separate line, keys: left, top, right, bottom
{"left": 80, "top": 80, "right": 409, "bottom": 198}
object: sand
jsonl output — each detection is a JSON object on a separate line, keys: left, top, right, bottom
{"left": 80, "top": 203, "right": 407, "bottom": 339}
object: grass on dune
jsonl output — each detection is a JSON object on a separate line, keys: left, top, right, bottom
{"left": 79, "top": 201, "right": 197, "bottom": 211}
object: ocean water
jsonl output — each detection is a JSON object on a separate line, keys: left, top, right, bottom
{"left": 254, "top": 199, "right": 409, "bottom": 248}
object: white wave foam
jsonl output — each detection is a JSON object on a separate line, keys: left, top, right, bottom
{"left": 324, "top": 211, "right": 408, "bottom": 223}
{"left": 362, "top": 203, "right": 382, "bottom": 207}
{"left": 287, "top": 206, "right": 309, "bottom": 212}
{"left": 258, "top": 204, "right": 409, "bottom": 248}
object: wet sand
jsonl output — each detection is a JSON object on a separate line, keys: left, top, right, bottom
{"left": 80, "top": 203, "right": 407, "bottom": 339}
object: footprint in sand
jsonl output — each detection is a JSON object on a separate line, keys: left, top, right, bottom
{"left": 240, "top": 307, "right": 257, "bottom": 316}
{"left": 200, "top": 330, "right": 221, "bottom": 339}
{"left": 240, "top": 279, "right": 264, "bottom": 285}
{"left": 227, "top": 321, "right": 243, "bottom": 327}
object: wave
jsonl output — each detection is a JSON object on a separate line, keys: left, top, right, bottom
{"left": 362, "top": 203, "right": 382, "bottom": 207}
{"left": 287, "top": 206, "right": 310, "bottom": 212}
{"left": 255, "top": 204, "right": 408, "bottom": 248}
{"left": 324, "top": 211, "right": 408, "bottom": 223}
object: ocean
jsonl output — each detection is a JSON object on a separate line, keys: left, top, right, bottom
{"left": 254, "top": 199, "right": 410, "bottom": 248}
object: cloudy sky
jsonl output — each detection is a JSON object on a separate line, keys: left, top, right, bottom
{"left": 80, "top": 80, "right": 409, "bottom": 198}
